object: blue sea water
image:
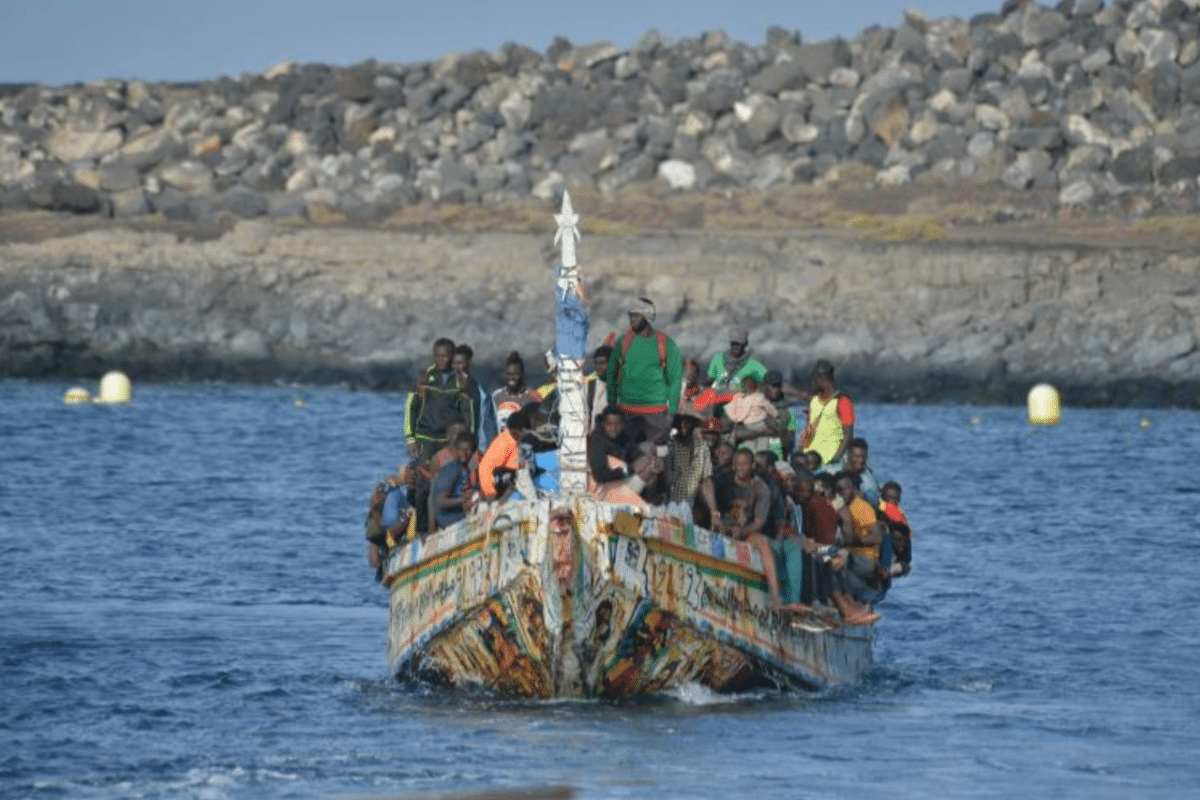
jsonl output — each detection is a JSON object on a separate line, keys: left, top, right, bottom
{"left": 2, "top": 378, "right": 1198, "bottom": 800}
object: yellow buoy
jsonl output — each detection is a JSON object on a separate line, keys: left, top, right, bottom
{"left": 64, "top": 386, "right": 92, "bottom": 405}
{"left": 1139, "top": 417, "right": 1152, "bottom": 430}
{"left": 96, "top": 371, "right": 133, "bottom": 404}
{"left": 1027, "top": 383, "right": 1061, "bottom": 425}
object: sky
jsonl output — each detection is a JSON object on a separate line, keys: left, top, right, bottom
{"left": 1, "top": 0, "right": 1004, "bottom": 87}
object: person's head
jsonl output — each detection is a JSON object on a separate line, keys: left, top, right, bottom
{"left": 452, "top": 430, "right": 476, "bottom": 462}
{"left": 775, "top": 460, "right": 796, "bottom": 491}
{"left": 506, "top": 409, "right": 531, "bottom": 435}
{"left": 835, "top": 471, "right": 859, "bottom": 503}
{"left": 814, "top": 472, "right": 835, "bottom": 497}
{"left": 628, "top": 297, "right": 655, "bottom": 334}
{"left": 674, "top": 413, "right": 700, "bottom": 442}
{"left": 433, "top": 338, "right": 455, "bottom": 372}
{"left": 713, "top": 440, "right": 735, "bottom": 468}
{"left": 794, "top": 473, "right": 814, "bottom": 502}
{"left": 600, "top": 407, "right": 624, "bottom": 441}
{"left": 592, "top": 345, "right": 612, "bottom": 378}
{"left": 802, "top": 449, "right": 823, "bottom": 473}
{"left": 733, "top": 447, "right": 756, "bottom": 481}
{"left": 452, "top": 343, "right": 474, "bottom": 375}
{"left": 740, "top": 375, "right": 759, "bottom": 394}
{"left": 702, "top": 417, "right": 722, "bottom": 448}
{"left": 754, "top": 449, "right": 777, "bottom": 477}
{"left": 846, "top": 438, "right": 869, "bottom": 473}
{"left": 812, "top": 359, "right": 835, "bottom": 393}
{"left": 728, "top": 328, "right": 748, "bottom": 358}
{"left": 763, "top": 369, "right": 783, "bottom": 401}
{"left": 503, "top": 351, "right": 525, "bottom": 391}
{"left": 881, "top": 480, "right": 903, "bottom": 505}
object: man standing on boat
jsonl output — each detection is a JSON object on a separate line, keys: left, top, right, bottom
{"left": 800, "top": 359, "right": 855, "bottom": 469}
{"left": 405, "top": 337, "right": 473, "bottom": 533}
{"left": 605, "top": 297, "right": 683, "bottom": 451}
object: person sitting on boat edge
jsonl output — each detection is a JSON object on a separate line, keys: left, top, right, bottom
{"left": 759, "top": 455, "right": 805, "bottom": 608}
{"left": 717, "top": 447, "right": 784, "bottom": 607}
{"left": 790, "top": 472, "right": 880, "bottom": 625}
{"left": 478, "top": 409, "right": 532, "bottom": 502}
{"left": 880, "top": 480, "right": 911, "bottom": 531}
{"left": 425, "top": 417, "right": 474, "bottom": 533}
{"left": 431, "top": 431, "right": 479, "bottom": 530}
{"left": 587, "top": 406, "right": 663, "bottom": 511}
{"left": 835, "top": 471, "right": 886, "bottom": 603}
{"left": 605, "top": 296, "right": 683, "bottom": 453}
{"left": 365, "top": 465, "right": 416, "bottom": 578}
{"left": 840, "top": 437, "right": 881, "bottom": 506}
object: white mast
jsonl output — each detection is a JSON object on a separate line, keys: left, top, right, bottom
{"left": 553, "top": 192, "right": 588, "bottom": 494}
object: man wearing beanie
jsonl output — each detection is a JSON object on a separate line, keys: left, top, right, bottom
{"left": 605, "top": 296, "right": 683, "bottom": 449}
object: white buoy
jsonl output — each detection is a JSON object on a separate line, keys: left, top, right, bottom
{"left": 96, "top": 371, "right": 133, "bottom": 404}
{"left": 1027, "top": 383, "right": 1061, "bottom": 425}
{"left": 63, "top": 386, "right": 92, "bottom": 405}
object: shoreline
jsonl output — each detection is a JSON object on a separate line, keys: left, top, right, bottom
{"left": 2, "top": 212, "right": 1197, "bottom": 409}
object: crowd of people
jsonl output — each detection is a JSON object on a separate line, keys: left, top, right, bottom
{"left": 366, "top": 297, "right": 912, "bottom": 627}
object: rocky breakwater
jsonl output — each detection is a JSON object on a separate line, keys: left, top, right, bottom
{"left": 2, "top": 221, "right": 1198, "bottom": 406}
{"left": 4, "top": 0, "right": 1200, "bottom": 219}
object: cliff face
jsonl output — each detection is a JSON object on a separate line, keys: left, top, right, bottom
{"left": 2, "top": 221, "right": 1197, "bottom": 406}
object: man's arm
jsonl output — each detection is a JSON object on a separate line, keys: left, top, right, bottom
{"left": 747, "top": 481, "right": 771, "bottom": 536}
{"left": 698, "top": 476, "right": 717, "bottom": 519}
{"left": 830, "top": 395, "right": 855, "bottom": 464}
{"left": 404, "top": 385, "right": 422, "bottom": 458}
{"left": 836, "top": 504, "right": 855, "bottom": 546}
{"left": 665, "top": 338, "right": 683, "bottom": 415}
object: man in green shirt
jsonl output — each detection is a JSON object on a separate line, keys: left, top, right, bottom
{"left": 605, "top": 296, "right": 683, "bottom": 451}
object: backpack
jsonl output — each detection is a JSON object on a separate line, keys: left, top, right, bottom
{"left": 611, "top": 329, "right": 668, "bottom": 386}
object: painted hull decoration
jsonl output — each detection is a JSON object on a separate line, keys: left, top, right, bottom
{"left": 377, "top": 193, "right": 873, "bottom": 698}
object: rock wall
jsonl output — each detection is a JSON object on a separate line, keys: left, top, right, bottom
{"left": 4, "top": 0, "right": 1200, "bottom": 220}
{"left": 2, "top": 221, "right": 1197, "bottom": 406}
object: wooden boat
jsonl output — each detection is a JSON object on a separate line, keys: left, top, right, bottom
{"left": 376, "top": 194, "right": 874, "bottom": 698}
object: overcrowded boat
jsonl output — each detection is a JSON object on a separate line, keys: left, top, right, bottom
{"left": 365, "top": 193, "right": 905, "bottom": 698}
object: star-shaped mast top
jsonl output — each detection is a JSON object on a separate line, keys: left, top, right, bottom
{"left": 553, "top": 190, "right": 581, "bottom": 268}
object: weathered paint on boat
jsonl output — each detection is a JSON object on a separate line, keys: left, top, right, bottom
{"left": 382, "top": 497, "right": 873, "bottom": 697}
{"left": 377, "top": 191, "right": 874, "bottom": 698}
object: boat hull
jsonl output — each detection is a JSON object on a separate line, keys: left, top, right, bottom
{"left": 382, "top": 496, "right": 872, "bottom": 698}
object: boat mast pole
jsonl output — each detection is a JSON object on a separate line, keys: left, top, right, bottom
{"left": 553, "top": 191, "right": 588, "bottom": 494}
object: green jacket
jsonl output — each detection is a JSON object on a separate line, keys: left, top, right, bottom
{"left": 707, "top": 351, "right": 767, "bottom": 391}
{"left": 606, "top": 329, "right": 683, "bottom": 414}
